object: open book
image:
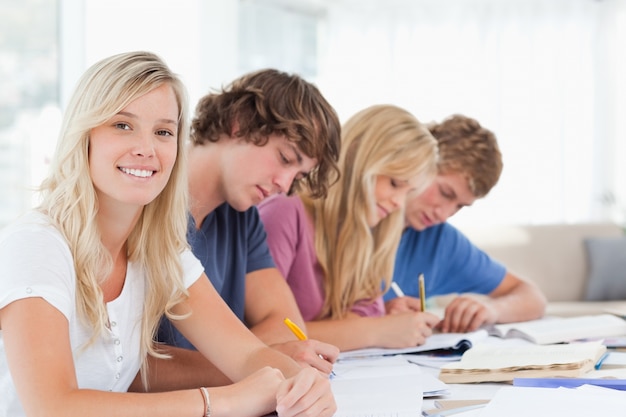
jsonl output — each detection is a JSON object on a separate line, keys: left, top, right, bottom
{"left": 484, "top": 314, "right": 626, "bottom": 345}
{"left": 438, "top": 341, "right": 607, "bottom": 383}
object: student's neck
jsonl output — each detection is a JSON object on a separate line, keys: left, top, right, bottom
{"left": 97, "top": 203, "right": 139, "bottom": 259}
{"left": 187, "top": 143, "right": 225, "bottom": 227}
{"left": 189, "top": 201, "right": 221, "bottom": 229}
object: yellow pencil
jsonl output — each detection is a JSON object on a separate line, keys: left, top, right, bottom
{"left": 284, "top": 317, "right": 336, "bottom": 377}
{"left": 418, "top": 273, "right": 426, "bottom": 312}
{"left": 284, "top": 317, "right": 308, "bottom": 340}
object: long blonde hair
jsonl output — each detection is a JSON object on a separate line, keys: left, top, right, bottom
{"left": 304, "top": 104, "right": 438, "bottom": 319}
{"left": 38, "top": 51, "right": 190, "bottom": 380}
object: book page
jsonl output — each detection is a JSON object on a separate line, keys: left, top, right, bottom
{"left": 441, "top": 341, "right": 605, "bottom": 370}
{"left": 438, "top": 341, "right": 607, "bottom": 383}
{"left": 488, "top": 314, "right": 626, "bottom": 344}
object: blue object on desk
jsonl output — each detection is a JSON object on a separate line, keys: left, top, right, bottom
{"left": 594, "top": 351, "right": 610, "bottom": 370}
{"left": 513, "top": 377, "right": 626, "bottom": 390}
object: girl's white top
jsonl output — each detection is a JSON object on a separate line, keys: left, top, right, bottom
{"left": 0, "top": 210, "right": 204, "bottom": 417}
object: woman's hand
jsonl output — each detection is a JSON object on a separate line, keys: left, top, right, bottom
{"left": 271, "top": 339, "right": 339, "bottom": 376}
{"left": 275, "top": 367, "right": 336, "bottom": 417}
{"left": 385, "top": 296, "right": 423, "bottom": 314}
{"left": 374, "top": 312, "right": 441, "bottom": 348}
{"left": 211, "top": 366, "right": 285, "bottom": 416}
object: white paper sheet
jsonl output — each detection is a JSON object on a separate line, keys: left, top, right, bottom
{"left": 331, "top": 356, "right": 439, "bottom": 416}
{"left": 477, "top": 385, "right": 626, "bottom": 417}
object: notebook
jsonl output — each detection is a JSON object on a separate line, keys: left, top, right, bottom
{"left": 438, "top": 341, "right": 607, "bottom": 383}
{"left": 484, "top": 314, "right": 626, "bottom": 345}
{"left": 338, "top": 329, "right": 489, "bottom": 360}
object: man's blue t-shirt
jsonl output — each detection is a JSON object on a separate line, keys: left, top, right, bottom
{"left": 385, "top": 223, "right": 506, "bottom": 302}
{"left": 158, "top": 203, "right": 275, "bottom": 349}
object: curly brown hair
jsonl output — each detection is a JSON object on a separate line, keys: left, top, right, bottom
{"left": 191, "top": 69, "right": 341, "bottom": 198}
{"left": 428, "top": 114, "right": 503, "bottom": 198}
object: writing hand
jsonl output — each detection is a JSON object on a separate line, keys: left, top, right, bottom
{"left": 439, "top": 294, "right": 498, "bottom": 333}
{"left": 275, "top": 367, "right": 336, "bottom": 417}
{"left": 385, "top": 296, "right": 423, "bottom": 314}
{"left": 271, "top": 339, "right": 339, "bottom": 376}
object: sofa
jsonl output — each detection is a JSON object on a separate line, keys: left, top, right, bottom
{"left": 455, "top": 222, "right": 626, "bottom": 317}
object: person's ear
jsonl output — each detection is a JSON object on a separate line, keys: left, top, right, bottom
{"left": 231, "top": 118, "right": 240, "bottom": 137}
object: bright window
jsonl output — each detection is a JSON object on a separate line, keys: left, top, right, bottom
{"left": 0, "top": 0, "right": 60, "bottom": 227}
{"left": 3, "top": 0, "right": 626, "bottom": 228}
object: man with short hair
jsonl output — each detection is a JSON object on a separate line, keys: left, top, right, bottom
{"left": 135, "top": 69, "right": 342, "bottom": 391}
{"left": 385, "top": 115, "right": 546, "bottom": 333}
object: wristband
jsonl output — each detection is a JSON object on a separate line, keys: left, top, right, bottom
{"left": 199, "top": 386, "right": 211, "bottom": 417}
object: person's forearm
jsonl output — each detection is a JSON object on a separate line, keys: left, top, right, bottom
{"left": 239, "top": 344, "right": 303, "bottom": 378}
{"left": 129, "top": 346, "right": 232, "bottom": 392}
{"left": 490, "top": 281, "right": 547, "bottom": 323}
{"left": 244, "top": 268, "right": 308, "bottom": 346}
{"left": 249, "top": 314, "right": 302, "bottom": 346}
{"left": 305, "top": 315, "right": 379, "bottom": 351}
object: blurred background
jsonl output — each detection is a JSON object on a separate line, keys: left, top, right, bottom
{"left": 2, "top": 0, "right": 626, "bottom": 229}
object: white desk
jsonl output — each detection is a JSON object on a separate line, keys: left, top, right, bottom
{"left": 420, "top": 364, "right": 505, "bottom": 411}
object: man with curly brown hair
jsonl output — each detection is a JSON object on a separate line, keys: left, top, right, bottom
{"left": 385, "top": 115, "right": 546, "bottom": 333}
{"left": 152, "top": 69, "right": 341, "bottom": 389}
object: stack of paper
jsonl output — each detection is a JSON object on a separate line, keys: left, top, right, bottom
{"left": 332, "top": 356, "right": 449, "bottom": 417}
{"left": 438, "top": 341, "right": 606, "bottom": 383}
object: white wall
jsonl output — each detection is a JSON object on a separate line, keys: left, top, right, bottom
{"left": 46, "top": 0, "right": 626, "bottom": 228}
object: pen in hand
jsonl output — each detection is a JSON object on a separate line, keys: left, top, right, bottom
{"left": 284, "top": 317, "right": 308, "bottom": 341}
{"left": 418, "top": 273, "right": 426, "bottom": 312}
{"left": 283, "top": 317, "right": 336, "bottom": 377}
{"left": 390, "top": 281, "right": 405, "bottom": 297}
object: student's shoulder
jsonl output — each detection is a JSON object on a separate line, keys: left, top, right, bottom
{"left": 258, "top": 194, "right": 304, "bottom": 215}
{"left": 436, "top": 222, "right": 475, "bottom": 246}
{"left": 439, "top": 222, "right": 465, "bottom": 237}
{"left": 1, "top": 210, "right": 67, "bottom": 247}
{"left": 0, "top": 211, "right": 74, "bottom": 276}
{"left": 257, "top": 195, "right": 308, "bottom": 235}
{"left": 403, "top": 222, "right": 471, "bottom": 249}
{"left": 200, "top": 202, "right": 257, "bottom": 226}
{"left": 404, "top": 222, "right": 451, "bottom": 240}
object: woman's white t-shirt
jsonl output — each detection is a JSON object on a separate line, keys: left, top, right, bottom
{"left": 0, "top": 211, "right": 204, "bottom": 417}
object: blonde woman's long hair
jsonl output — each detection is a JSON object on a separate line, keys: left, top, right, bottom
{"left": 303, "top": 104, "right": 438, "bottom": 320}
{"left": 37, "top": 51, "right": 190, "bottom": 383}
